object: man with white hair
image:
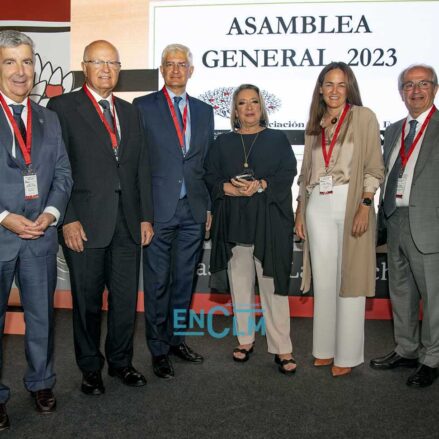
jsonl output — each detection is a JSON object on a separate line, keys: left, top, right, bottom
{"left": 0, "top": 30, "right": 72, "bottom": 428}
{"left": 134, "top": 44, "right": 214, "bottom": 379}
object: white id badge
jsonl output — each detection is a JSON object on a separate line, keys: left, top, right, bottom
{"left": 396, "top": 174, "right": 408, "bottom": 199}
{"left": 23, "top": 171, "right": 39, "bottom": 200}
{"left": 319, "top": 175, "right": 333, "bottom": 195}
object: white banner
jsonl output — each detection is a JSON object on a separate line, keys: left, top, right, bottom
{"left": 150, "top": 0, "right": 439, "bottom": 131}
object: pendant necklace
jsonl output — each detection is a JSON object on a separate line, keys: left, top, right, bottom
{"left": 240, "top": 132, "right": 259, "bottom": 168}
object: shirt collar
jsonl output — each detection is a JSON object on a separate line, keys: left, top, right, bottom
{"left": 165, "top": 87, "right": 187, "bottom": 104}
{"left": 85, "top": 84, "right": 113, "bottom": 107}
{"left": 407, "top": 105, "right": 435, "bottom": 126}
{"left": 0, "top": 91, "right": 29, "bottom": 107}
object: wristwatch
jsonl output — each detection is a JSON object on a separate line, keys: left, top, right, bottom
{"left": 361, "top": 197, "right": 372, "bottom": 207}
{"left": 257, "top": 180, "right": 265, "bottom": 193}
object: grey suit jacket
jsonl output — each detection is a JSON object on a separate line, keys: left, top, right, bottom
{"left": 382, "top": 109, "right": 439, "bottom": 254}
{"left": 0, "top": 101, "right": 72, "bottom": 261}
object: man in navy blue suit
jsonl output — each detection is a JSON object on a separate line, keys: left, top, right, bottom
{"left": 134, "top": 44, "right": 214, "bottom": 379}
{"left": 0, "top": 30, "right": 72, "bottom": 428}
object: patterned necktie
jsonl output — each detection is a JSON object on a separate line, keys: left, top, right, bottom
{"left": 173, "top": 96, "right": 186, "bottom": 152}
{"left": 10, "top": 104, "right": 26, "bottom": 141}
{"left": 173, "top": 96, "right": 187, "bottom": 198}
{"left": 99, "top": 99, "right": 120, "bottom": 156}
{"left": 383, "top": 119, "right": 418, "bottom": 218}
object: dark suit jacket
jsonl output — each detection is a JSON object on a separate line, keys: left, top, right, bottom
{"left": 48, "top": 89, "right": 153, "bottom": 248}
{"left": 381, "top": 109, "right": 439, "bottom": 253}
{"left": 133, "top": 90, "right": 214, "bottom": 223}
{"left": 0, "top": 101, "right": 72, "bottom": 261}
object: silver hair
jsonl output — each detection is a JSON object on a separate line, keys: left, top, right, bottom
{"left": 230, "top": 84, "right": 269, "bottom": 131}
{"left": 161, "top": 44, "right": 193, "bottom": 67}
{"left": 0, "top": 29, "right": 35, "bottom": 55}
{"left": 398, "top": 64, "right": 438, "bottom": 90}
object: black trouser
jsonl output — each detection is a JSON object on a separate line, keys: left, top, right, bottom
{"left": 64, "top": 203, "right": 140, "bottom": 372}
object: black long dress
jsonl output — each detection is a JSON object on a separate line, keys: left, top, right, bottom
{"left": 204, "top": 128, "right": 297, "bottom": 295}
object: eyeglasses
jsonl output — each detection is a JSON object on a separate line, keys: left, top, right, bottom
{"left": 402, "top": 80, "right": 435, "bottom": 91}
{"left": 83, "top": 60, "right": 122, "bottom": 70}
{"left": 163, "top": 62, "right": 189, "bottom": 70}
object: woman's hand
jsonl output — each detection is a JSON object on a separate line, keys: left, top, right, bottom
{"left": 294, "top": 203, "right": 306, "bottom": 240}
{"left": 224, "top": 178, "right": 259, "bottom": 197}
{"left": 352, "top": 204, "right": 369, "bottom": 237}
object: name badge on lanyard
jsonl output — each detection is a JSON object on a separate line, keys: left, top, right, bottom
{"left": 319, "top": 175, "right": 333, "bottom": 195}
{"left": 23, "top": 166, "right": 39, "bottom": 200}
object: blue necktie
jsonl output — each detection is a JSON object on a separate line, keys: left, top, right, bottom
{"left": 383, "top": 119, "right": 418, "bottom": 218}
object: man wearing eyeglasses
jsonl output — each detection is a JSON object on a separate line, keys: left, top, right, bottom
{"left": 48, "top": 40, "right": 154, "bottom": 395}
{"left": 371, "top": 64, "right": 439, "bottom": 388}
{"left": 133, "top": 44, "right": 214, "bottom": 379}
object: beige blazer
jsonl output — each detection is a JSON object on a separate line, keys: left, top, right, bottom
{"left": 298, "top": 105, "right": 384, "bottom": 297}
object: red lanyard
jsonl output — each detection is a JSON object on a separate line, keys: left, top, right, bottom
{"left": 162, "top": 86, "right": 188, "bottom": 149}
{"left": 83, "top": 84, "right": 118, "bottom": 149}
{"left": 0, "top": 94, "right": 33, "bottom": 166}
{"left": 321, "top": 104, "right": 350, "bottom": 169}
{"left": 399, "top": 106, "right": 436, "bottom": 168}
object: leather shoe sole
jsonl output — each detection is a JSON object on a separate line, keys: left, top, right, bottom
{"left": 31, "top": 389, "right": 56, "bottom": 414}
{"left": 406, "top": 365, "right": 438, "bottom": 388}
{"left": 314, "top": 358, "right": 333, "bottom": 367}
{"left": 170, "top": 344, "right": 203, "bottom": 363}
{"left": 108, "top": 367, "right": 147, "bottom": 387}
{"left": 152, "top": 356, "right": 174, "bottom": 379}
{"left": 81, "top": 372, "right": 105, "bottom": 395}
{"left": 332, "top": 366, "right": 352, "bottom": 377}
{"left": 370, "top": 352, "right": 418, "bottom": 370}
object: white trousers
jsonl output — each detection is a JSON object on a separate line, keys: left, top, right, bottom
{"left": 306, "top": 184, "right": 365, "bottom": 367}
{"left": 228, "top": 245, "right": 293, "bottom": 354}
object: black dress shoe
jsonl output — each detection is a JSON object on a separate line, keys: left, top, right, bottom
{"left": 407, "top": 364, "right": 438, "bottom": 388}
{"left": 31, "top": 389, "right": 56, "bottom": 414}
{"left": 370, "top": 351, "right": 418, "bottom": 370}
{"left": 152, "top": 355, "right": 174, "bottom": 379}
{"left": 0, "top": 404, "right": 10, "bottom": 431}
{"left": 108, "top": 366, "right": 146, "bottom": 387}
{"left": 81, "top": 371, "right": 105, "bottom": 395}
{"left": 170, "top": 342, "right": 203, "bottom": 363}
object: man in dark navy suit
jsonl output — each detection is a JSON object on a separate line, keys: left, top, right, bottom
{"left": 0, "top": 30, "right": 72, "bottom": 428}
{"left": 134, "top": 44, "right": 214, "bottom": 379}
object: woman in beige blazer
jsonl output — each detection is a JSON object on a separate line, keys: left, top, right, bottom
{"left": 295, "top": 62, "right": 384, "bottom": 377}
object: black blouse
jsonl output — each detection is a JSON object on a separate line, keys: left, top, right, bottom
{"left": 204, "top": 128, "right": 297, "bottom": 295}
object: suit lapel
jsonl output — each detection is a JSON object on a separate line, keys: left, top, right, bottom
{"left": 413, "top": 111, "right": 439, "bottom": 181}
{"left": 114, "top": 97, "right": 126, "bottom": 160}
{"left": 30, "top": 102, "right": 43, "bottom": 166}
{"left": 384, "top": 120, "right": 403, "bottom": 168}
{"left": 77, "top": 89, "right": 117, "bottom": 160}
{"left": 0, "top": 107, "right": 13, "bottom": 156}
{"left": 185, "top": 96, "right": 198, "bottom": 159}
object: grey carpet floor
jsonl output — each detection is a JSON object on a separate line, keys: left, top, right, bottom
{"left": 2, "top": 310, "right": 438, "bottom": 438}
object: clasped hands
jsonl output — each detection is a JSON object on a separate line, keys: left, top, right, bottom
{"left": 2, "top": 212, "right": 55, "bottom": 240}
{"left": 224, "top": 178, "right": 260, "bottom": 197}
